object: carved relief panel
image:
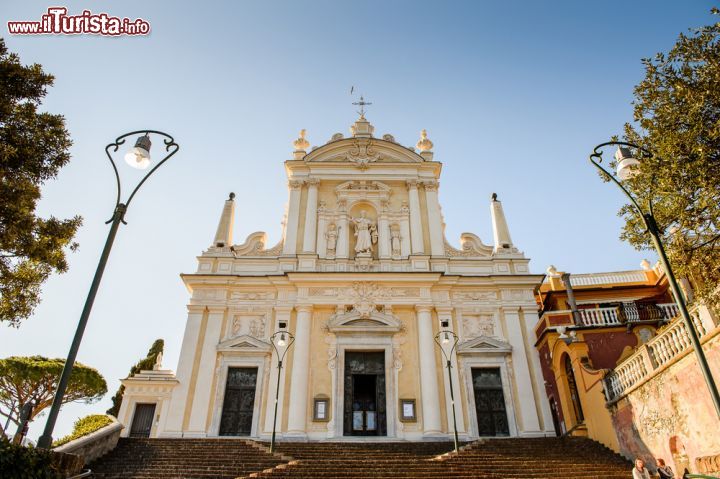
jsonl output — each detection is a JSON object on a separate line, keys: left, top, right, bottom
{"left": 230, "top": 313, "right": 267, "bottom": 340}
{"left": 461, "top": 313, "right": 497, "bottom": 339}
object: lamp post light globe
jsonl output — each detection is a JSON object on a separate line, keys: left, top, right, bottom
{"left": 36, "top": 131, "right": 179, "bottom": 449}
{"left": 124, "top": 133, "right": 152, "bottom": 169}
{"left": 589, "top": 140, "right": 720, "bottom": 420}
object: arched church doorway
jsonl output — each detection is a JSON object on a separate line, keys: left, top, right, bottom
{"left": 563, "top": 354, "right": 584, "bottom": 426}
{"left": 343, "top": 351, "right": 387, "bottom": 436}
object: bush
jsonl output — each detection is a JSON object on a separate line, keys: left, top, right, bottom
{"left": 0, "top": 435, "right": 63, "bottom": 479}
{"left": 52, "top": 414, "right": 113, "bottom": 447}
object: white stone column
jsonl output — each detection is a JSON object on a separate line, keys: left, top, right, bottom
{"left": 521, "top": 307, "right": 554, "bottom": 434}
{"left": 187, "top": 307, "right": 225, "bottom": 436}
{"left": 400, "top": 215, "right": 411, "bottom": 258}
{"left": 282, "top": 179, "right": 304, "bottom": 255}
{"left": 264, "top": 307, "right": 292, "bottom": 435}
{"left": 378, "top": 214, "right": 391, "bottom": 259}
{"left": 286, "top": 305, "right": 313, "bottom": 436}
{"left": 302, "top": 178, "right": 319, "bottom": 253}
{"left": 316, "top": 210, "right": 328, "bottom": 259}
{"left": 407, "top": 180, "right": 424, "bottom": 254}
{"left": 158, "top": 307, "right": 205, "bottom": 436}
{"left": 417, "top": 305, "right": 442, "bottom": 435}
{"left": 503, "top": 308, "right": 542, "bottom": 434}
{"left": 336, "top": 203, "right": 349, "bottom": 259}
{"left": 424, "top": 180, "right": 445, "bottom": 256}
{"left": 436, "top": 308, "right": 466, "bottom": 435}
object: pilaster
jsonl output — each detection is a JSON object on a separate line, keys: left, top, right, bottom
{"left": 160, "top": 305, "right": 205, "bottom": 436}
{"left": 407, "top": 180, "right": 424, "bottom": 254}
{"left": 336, "top": 201, "right": 349, "bottom": 259}
{"left": 302, "top": 178, "right": 319, "bottom": 253}
{"left": 504, "top": 308, "right": 542, "bottom": 434}
{"left": 286, "top": 305, "right": 313, "bottom": 436}
{"left": 282, "top": 179, "right": 304, "bottom": 255}
{"left": 263, "top": 307, "right": 293, "bottom": 435}
{"left": 187, "top": 307, "right": 226, "bottom": 435}
{"left": 416, "top": 305, "right": 442, "bottom": 435}
{"left": 423, "top": 180, "right": 444, "bottom": 256}
{"left": 436, "top": 307, "right": 466, "bottom": 434}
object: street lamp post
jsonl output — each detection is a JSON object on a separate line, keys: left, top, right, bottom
{"left": 269, "top": 328, "right": 295, "bottom": 453}
{"left": 434, "top": 329, "right": 460, "bottom": 453}
{"left": 37, "top": 131, "right": 179, "bottom": 449}
{"left": 589, "top": 141, "right": 720, "bottom": 419}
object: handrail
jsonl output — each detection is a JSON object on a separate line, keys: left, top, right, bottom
{"left": 684, "top": 474, "right": 720, "bottom": 479}
{"left": 67, "top": 470, "right": 92, "bottom": 479}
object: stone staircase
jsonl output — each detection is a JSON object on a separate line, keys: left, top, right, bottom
{"left": 251, "top": 437, "right": 631, "bottom": 479}
{"left": 89, "top": 437, "right": 632, "bottom": 479}
{"left": 88, "top": 438, "right": 288, "bottom": 479}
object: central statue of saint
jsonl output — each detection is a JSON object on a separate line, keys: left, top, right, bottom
{"left": 351, "top": 210, "right": 377, "bottom": 254}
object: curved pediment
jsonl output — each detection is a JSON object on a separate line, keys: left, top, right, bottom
{"left": 304, "top": 137, "right": 425, "bottom": 168}
{"left": 328, "top": 309, "right": 402, "bottom": 335}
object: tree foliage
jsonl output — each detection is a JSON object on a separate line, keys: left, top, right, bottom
{"left": 106, "top": 339, "right": 164, "bottom": 417}
{"left": 52, "top": 414, "right": 113, "bottom": 447}
{"left": 0, "top": 37, "right": 81, "bottom": 327}
{"left": 620, "top": 9, "right": 720, "bottom": 307}
{"left": 0, "top": 356, "right": 107, "bottom": 430}
{"left": 0, "top": 435, "right": 64, "bottom": 479}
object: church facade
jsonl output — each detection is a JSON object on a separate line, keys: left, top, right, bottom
{"left": 117, "top": 114, "right": 555, "bottom": 441}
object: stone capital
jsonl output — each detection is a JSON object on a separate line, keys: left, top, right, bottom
{"left": 422, "top": 179, "right": 439, "bottom": 192}
{"left": 415, "top": 304, "right": 433, "bottom": 314}
{"left": 186, "top": 305, "right": 206, "bottom": 315}
{"left": 406, "top": 179, "right": 419, "bottom": 190}
{"left": 295, "top": 304, "right": 314, "bottom": 314}
{"left": 306, "top": 177, "right": 320, "bottom": 187}
{"left": 288, "top": 179, "right": 304, "bottom": 190}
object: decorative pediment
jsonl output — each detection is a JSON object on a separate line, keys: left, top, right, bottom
{"left": 217, "top": 335, "right": 271, "bottom": 354}
{"left": 445, "top": 233, "right": 494, "bottom": 258}
{"left": 231, "top": 232, "right": 283, "bottom": 257}
{"left": 303, "top": 137, "right": 424, "bottom": 167}
{"left": 327, "top": 309, "right": 402, "bottom": 335}
{"left": 457, "top": 335, "right": 512, "bottom": 355}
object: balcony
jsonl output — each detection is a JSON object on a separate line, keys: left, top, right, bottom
{"left": 536, "top": 302, "right": 680, "bottom": 338}
{"left": 577, "top": 302, "right": 679, "bottom": 327}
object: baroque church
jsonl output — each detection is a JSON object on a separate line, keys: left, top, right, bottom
{"left": 116, "top": 113, "right": 555, "bottom": 441}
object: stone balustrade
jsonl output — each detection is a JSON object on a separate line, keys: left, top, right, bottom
{"left": 578, "top": 307, "right": 622, "bottom": 327}
{"left": 604, "top": 308, "right": 712, "bottom": 404}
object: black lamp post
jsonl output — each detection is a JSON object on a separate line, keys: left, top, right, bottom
{"left": 269, "top": 328, "right": 295, "bottom": 453}
{"left": 589, "top": 141, "right": 720, "bottom": 419}
{"left": 434, "top": 329, "right": 460, "bottom": 453}
{"left": 37, "top": 131, "right": 179, "bottom": 449}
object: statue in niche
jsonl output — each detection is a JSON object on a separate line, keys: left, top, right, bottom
{"left": 325, "top": 223, "right": 338, "bottom": 257}
{"left": 351, "top": 210, "right": 377, "bottom": 254}
{"left": 391, "top": 225, "right": 402, "bottom": 257}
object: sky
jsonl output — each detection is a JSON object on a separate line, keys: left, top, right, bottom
{"left": 0, "top": 0, "right": 715, "bottom": 442}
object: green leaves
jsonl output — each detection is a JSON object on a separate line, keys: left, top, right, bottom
{"left": 106, "top": 339, "right": 163, "bottom": 417}
{"left": 622, "top": 10, "right": 720, "bottom": 308}
{"left": 52, "top": 414, "right": 113, "bottom": 447}
{"left": 0, "top": 356, "right": 107, "bottom": 429}
{"left": 0, "top": 38, "right": 80, "bottom": 327}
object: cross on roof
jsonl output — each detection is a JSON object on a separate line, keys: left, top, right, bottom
{"left": 352, "top": 96, "right": 372, "bottom": 117}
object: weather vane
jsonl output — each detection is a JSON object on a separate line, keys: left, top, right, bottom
{"left": 352, "top": 94, "right": 372, "bottom": 117}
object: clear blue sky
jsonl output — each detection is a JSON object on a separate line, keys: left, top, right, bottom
{"left": 1, "top": 1, "right": 714, "bottom": 441}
